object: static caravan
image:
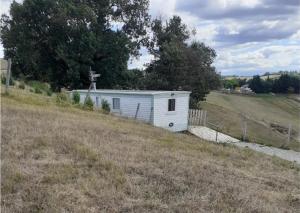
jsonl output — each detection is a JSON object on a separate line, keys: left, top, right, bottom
{"left": 73, "top": 90, "right": 191, "bottom": 132}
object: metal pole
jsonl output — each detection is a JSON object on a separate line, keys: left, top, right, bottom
{"left": 134, "top": 103, "right": 140, "bottom": 120}
{"left": 149, "top": 107, "right": 153, "bottom": 124}
{"left": 5, "top": 58, "right": 12, "bottom": 94}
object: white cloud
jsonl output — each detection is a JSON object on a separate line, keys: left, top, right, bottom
{"left": 149, "top": 0, "right": 176, "bottom": 18}
{"left": 150, "top": 0, "right": 300, "bottom": 75}
{"left": 215, "top": 42, "right": 300, "bottom": 75}
{"left": 128, "top": 48, "right": 154, "bottom": 70}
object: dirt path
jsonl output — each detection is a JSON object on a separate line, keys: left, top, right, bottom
{"left": 189, "top": 126, "right": 300, "bottom": 164}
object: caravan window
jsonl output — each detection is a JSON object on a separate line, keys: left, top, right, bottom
{"left": 168, "top": 99, "right": 176, "bottom": 111}
{"left": 112, "top": 98, "right": 120, "bottom": 110}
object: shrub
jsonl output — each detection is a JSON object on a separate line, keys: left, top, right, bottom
{"left": 72, "top": 91, "right": 80, "bottom": 104}
{"left": 101, "top": 99, "right": 110, "bottom": 114}
{"left": 46, "top": 90, "right": 52, "bottom": 96}
{"left": 18, "top": 82, "right": 25, "bottom": 89}
{"left": 1, "top": 75, "right": 15, "bottom": 86}
{"left": 1, "top": 75, "right": 5, "bottom": 84}
{"left": 56, "top": 92, "right": 69, "bottom": 106}
{"left": 34, "top": 87, "right": 42, "bottom": 94}
{"left": 27, "top": 81, "right": 52, "bottom": 95}
{"left": 84, "top": 96, "right": 94, "bottom": 110}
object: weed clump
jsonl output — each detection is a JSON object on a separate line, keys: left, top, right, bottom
{"left": 101, "top": 99, "right": 110, "bottom": 114}
{"left": 18, "top": 82, "right": 25, "bottom": 89}
{"left": 84, "top": 96, "right": 94, "bottom": 110}
{"left": 46, "top": 90, "right": 52, "bottom": 96}
{"left": 1, "top": 75, "right": 15, "bottom": 86}
{"left": 56, "top": 92, "right": 70, "bottom": 106}
{"left": 27, "top": 81, "right": 52, "bottom": 96}
{"left": 34, "top": 87, "right": 43, "bottom": 94}
{"left": 72, "top": 91, "right": 80, "bottom": 104}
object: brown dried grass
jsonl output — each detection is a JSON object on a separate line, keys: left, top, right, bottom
{"left": 1, "top": 88, "right": 300, "bottom": 212}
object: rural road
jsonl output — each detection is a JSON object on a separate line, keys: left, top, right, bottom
{"left": 189, "top": 126, "right": 300, "bottom": 164}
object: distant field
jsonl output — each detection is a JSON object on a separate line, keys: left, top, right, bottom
{"left": 224, "top": 74, "right": 281, "bottom": 81}
{"left": 2, "top": 87, "right": 300, "bottom": 212}
{"left": 200, "top": 92, "right": 300, "bottom": 151}
{"left": 224, "top": 72, "right": 300, "bottom": 81}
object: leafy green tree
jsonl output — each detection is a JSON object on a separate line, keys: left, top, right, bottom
{"left": 263, "top": 78, "right": 273, "bottom": 93}
{"left": 1, "top": 0, "right": 150, "bottom": 91}
{"left": 272, "top": 74, "right": 300, "bottom": 93}
{"left": 249, "top": 75, "right": 265, "bottom": 93}
{"left": 119, "top": 69, "right": 145, "bottom": 89}
{"left": 145, "top": 16, "right": 220, "bottom": 108}
{"left": 223, "top": 79, "right": 239, "bottom": 89}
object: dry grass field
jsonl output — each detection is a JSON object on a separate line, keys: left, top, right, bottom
{"left": 1, "top": 88, "right": 300, "bottom": 212}
{"left": 200, "top": 92, "right": 300, "bottom": 151}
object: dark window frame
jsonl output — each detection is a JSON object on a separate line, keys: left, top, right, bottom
{"left": 168, "top": 99, "right": 176, "bottom": 111}
{"left": 112, "top": 98, "right": 120, "bottom": 110}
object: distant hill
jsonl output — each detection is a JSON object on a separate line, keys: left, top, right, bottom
{"left": 223, "top": 71, "right": 299, "bottom": 81}
{"left": 201, "top": 91, "right": 300, "bottom": 151}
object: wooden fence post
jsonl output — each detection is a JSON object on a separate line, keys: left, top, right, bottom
{"left": 287, "top": 124, "right": 292, "bottom": 144}
{"left": 199, "top": 110, "right": 203, "bottom": 125}
{"left": 204, "top": 110, "right": 207, "bottom": 126}
{"left": 191, "top": 109, "right": 194, "bottom": 125}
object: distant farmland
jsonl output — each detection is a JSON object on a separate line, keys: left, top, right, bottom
{"left": 223, "top": 74, "right": 281, "bottom": 81}
{"left": 223, "top": 72, "right": 300, "bottom": 81}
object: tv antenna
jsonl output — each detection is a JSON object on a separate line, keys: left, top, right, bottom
{"left": 84, "top": 66, "right": 100, "bottom": 104}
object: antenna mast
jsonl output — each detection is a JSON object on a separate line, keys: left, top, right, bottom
{"left": 84, "top": 66, "right": 100, "bottom": 104}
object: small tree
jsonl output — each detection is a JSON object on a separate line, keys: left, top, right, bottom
{"left": 101, "top": 100, "right": 110, "bottom": 114}
{"left": 72, "top": 91, "right": 80, "bottom": 104}
{"left": 249, "top": 75, "right": 264, "bottom": 93}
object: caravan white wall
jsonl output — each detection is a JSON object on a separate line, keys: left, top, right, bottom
{"left": 153, "top": 94, "right": 190, "bottom": 132}
{"left": 75, "top": 90, "right": 190, "bottom": 132}
{"left": 78, "top": 92, "right": 153, "bottom": 123}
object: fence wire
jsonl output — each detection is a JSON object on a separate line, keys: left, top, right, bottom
{"left": 189, "top": 109, "right": 300, "bottom": 150}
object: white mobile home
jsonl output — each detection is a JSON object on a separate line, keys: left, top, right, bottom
{"left": 73, "top": 90, "right": 191, "bottom": 132}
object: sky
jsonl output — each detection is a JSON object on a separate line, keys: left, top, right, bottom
{"left": 1, "top": 0, "right": 300, "bottom": 76}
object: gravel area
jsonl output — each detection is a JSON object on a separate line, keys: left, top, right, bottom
{"left": 189, "top": 126, "right": 300, "bottom": 164}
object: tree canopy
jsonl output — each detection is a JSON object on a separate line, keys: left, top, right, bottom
{"left": 1, "top": 0, "right": 150, "bottom": 90}
{"left": 246, "top": 74, "right": 300, "bottom": 94}
{"left": 145, "top": 16, "right": 220, "bottom": 107}
{"left": 1, "top": 2, "right": 221, "bottom": 107}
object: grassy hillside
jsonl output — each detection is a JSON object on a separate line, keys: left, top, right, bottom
{"left": 200, "top": 92, "right": 300, "bottom": 151}
{"left": 1, "top": 88, "right": 300, "bottom": 212}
